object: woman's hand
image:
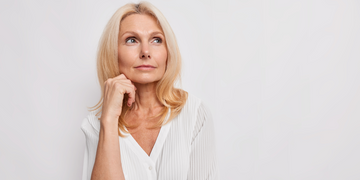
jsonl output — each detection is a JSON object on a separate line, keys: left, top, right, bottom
{"left": 92, "top": 74, "right": 132, "bottom": 180}
{"left": 100, "top": 74, "right": 137, "bottom": 124}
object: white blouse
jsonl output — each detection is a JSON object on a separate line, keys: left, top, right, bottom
{"left": 81, "top": 93, "right": 219, "bottom": 180}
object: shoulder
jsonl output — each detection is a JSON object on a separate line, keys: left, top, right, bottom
{"left": 182, "top": 92, "right": 212, "bottom": 117}
{"left": 183, "top": 92, "right": 203, "bottom": 113}
{"left": 181, "top": 92, "right": 212, "bottom": 125}
{"left": 80, "top": 110, "right": 101, "bottom": 137}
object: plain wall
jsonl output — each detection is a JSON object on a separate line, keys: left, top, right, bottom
{"left": 1, "top": 0, "right": 359, "bottom": 179}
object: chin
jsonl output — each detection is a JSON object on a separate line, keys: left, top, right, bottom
{"left": 132, "top": 77, "right": 161, "bottom": 85}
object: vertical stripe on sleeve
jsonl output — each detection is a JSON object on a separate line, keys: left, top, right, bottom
{"left": 187, "top": 102, "right": 219, "bottom": 180}
{"left": 81, "top": 116, "right": 99, "bottom": 180}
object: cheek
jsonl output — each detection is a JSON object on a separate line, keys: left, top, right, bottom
{"left": 156, "top": 47, "right": 168, "bottom": 67}
{"left": 118, "top": 47, "right": 137, "bottom": 67}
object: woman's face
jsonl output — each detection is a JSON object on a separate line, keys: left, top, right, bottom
{"left": 118, "top": 14, "right": 167, "bottom": 84}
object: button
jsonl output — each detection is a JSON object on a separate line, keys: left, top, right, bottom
{"left": 149, "top": 166, "right": 152, "bottom": 170}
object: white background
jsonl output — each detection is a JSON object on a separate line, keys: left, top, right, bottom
{"left": 1, "top": 0, "right": 360, "bottom": 179}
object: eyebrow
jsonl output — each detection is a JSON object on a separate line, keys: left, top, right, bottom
{"left": 120, "top": 31, "right": 164, "bottom": 38}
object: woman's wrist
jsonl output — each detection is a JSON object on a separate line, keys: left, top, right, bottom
{"left": 100, "top": 116, "right": 119, "bottom": 132}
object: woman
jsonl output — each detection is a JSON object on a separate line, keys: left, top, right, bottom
{"left": 81, "top": 1, "right": 218, "bottom": 180}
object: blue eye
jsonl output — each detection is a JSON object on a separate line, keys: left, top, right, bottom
{"left": 125, "top": 37, "right": 136, "bottom": 44}
{"left": 125, "top": 37, "right": 162, "bottom": 44}
{"left": 154, "top": 38, "right": 162, "bottom": 43}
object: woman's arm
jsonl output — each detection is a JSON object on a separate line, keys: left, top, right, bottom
{"left": 81, "top": 115, "right": 126, "bottom": 180}
{"left": 90, "top": 117, "right": 125, "bottom": 180}
{"left": 87, "top": 74, "right": 136, "bottom": 180}
{"left": 187, "top": 102, "right": 219, "bottom": 180}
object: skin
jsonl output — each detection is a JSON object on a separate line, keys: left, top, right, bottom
{"left": 118, "top": 13, "right": 167, "bottom": 113}
{"left": 91, "top": 14, "right": 168, "bottom": 180}
{"left": 118, "top": 13, "right": 168, "bottom": 155}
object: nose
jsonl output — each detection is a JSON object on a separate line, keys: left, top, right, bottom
{"left": 140, "top": 43, "right": 151, "bottom": 59}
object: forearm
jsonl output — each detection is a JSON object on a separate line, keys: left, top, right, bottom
{"left": 91, "top": 117, "right": 125, "bottom": 180}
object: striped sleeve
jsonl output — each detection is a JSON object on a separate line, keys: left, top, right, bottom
{"left": 80, "top": 116, "right": 99, "bottom": 180}
{"left": 187, "top": 102, "right": 219, "bottom": 180}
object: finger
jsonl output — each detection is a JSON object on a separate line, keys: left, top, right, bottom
{"left": 116, "top": 78, "right": 133, "bottom": 85}
{"left": 118, "top": 81, "right": 135, "bottom": 90}
{"left": 123, "top": 83, "right": 136, "bottom": 105}
{"left": 113, "top": 76, "right": 135, "bottom": 88}
{"left": 112, "top": 79, "right": 135, "bottom": 91}
{"left": 122, "top": 85, "right": 136, "bottom": 107}
{"left": 124, "top": 80, "right": 137, "bottom": 91}
{"left": 113, "top": 79, "right": 136, "bottom": 92}
{"left": 113, "top": 73, "right": 128, "bottom": 80}
{"left": 113, "top": 74, "right": 136, "bottom": 89}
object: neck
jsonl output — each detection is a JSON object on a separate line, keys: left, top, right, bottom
{"left": 131, "top": 82, "right": 163, "bottom": 114}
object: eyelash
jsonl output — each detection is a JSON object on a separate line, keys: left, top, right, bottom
{"left": 125, "top": 37, "right": 162, "bottom": 44}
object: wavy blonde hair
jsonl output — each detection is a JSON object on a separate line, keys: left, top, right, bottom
{"left": 87, "top": 1, "right": 188, "bottom": 137}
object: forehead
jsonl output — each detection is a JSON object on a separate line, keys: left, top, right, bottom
{"left": 119, "top": 14, "right": 163, "bottom": 33}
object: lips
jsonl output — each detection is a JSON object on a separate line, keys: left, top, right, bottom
{"left": 135, "top": 65, "right": 155, "bottom": 68}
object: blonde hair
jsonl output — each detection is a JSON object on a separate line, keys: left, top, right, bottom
{"left": 88, "top": 1, "right": 188, "bottom": 137}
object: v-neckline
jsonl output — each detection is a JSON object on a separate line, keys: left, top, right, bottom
{"left": 120, "top": 107, "right": 172, "bottom": 163}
